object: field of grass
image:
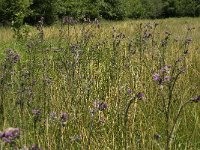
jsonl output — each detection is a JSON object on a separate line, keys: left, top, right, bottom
{"left": 0, "top": 17, "right": 200, "bottom": 150}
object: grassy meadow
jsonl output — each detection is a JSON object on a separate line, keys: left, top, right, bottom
{"left": 0, "top": 17, "right": 200, "bottom": 150}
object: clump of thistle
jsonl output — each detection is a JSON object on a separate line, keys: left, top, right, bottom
{"left": 153, "top": 65, "right": 172, "bottom": 85}
{"left": 154, "top": 133, "right": 161, "bottom": 140}
{"left": 32, "top": 109, "right": 41, "bottom": 116}
{"left": 1, "top": 49, "right": 20, "bottom": 76}
{"left": 0, "top": 127, "right": 20, "bottom": 144}
{"left": 32, "top": 109, "right": 42, "bottom": 122}
{"left": 98, "top": 102, "right": 108, "bottom": 111}
{"left": 49, "top": 111, "right": 69, "bottom": 127}
{"left": 127, "top": 88, "right": 132, "bottom": 95}
{"left": 152, "top": 35, "right": 198, "bottom": 150}
{"left": 60, "top": 112, "right": 68, "bottom": 124}
{"left": 0, "top": 48, "right": 20, "bottom": 127}
{"left": 5, "top": 48, "right": 20, "bottom": 64}
{"left": 31, "top": 109, "right": 42, "bottom": 141}
{"left": 92, "top": 100, "right": 108, "bottom": 113}
{"left": 53, "top": 112, "right": 69, "bottom": 149}
{"left": 136, "top": 92, "right": 145, "bottom": 100}
{"left": 97, "top": 101, "right": 108, "bottom": 111}
{"left": 87, "top": 100, "right": 108, "bottom": 149}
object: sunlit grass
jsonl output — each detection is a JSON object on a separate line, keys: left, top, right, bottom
{"left": 0, "top": 17, "right": 199, "bottom": 150}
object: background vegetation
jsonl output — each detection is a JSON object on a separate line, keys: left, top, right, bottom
{"left": 0, "top": 0, "right": 200, "bottom": 25}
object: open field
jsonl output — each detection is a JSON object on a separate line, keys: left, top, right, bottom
{"left": 0, "top": 18, "right": 200, "bottom": 150}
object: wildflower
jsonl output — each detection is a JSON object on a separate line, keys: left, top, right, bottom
{"left": 2, "top": 137, "right": 12, "bottom": 143}
{"left": 160, "top": 65, "right": 171, "bottom": 74}
{"left": 127, "top": 88, "right": 132, "bottom": 95}
{"left": 32, "top": 109, "right": 41, "bottom": 116}
{"left": 165, "top": 31, "right": 171, "bottom": 36}
{"left": 185, "top": 37, "right": 192, "bottom": 45}
{"left": 160, "top": 39, "right": 166, "bottom": 46}
{"left": 0, "top": 128, "right": 20, "bottom": 143}
{"left": 178, "top": 67, "right": 186, "bottom": 73}
{"left": 0, "top": 132, "right": 3, "bottom": 138}
{"left": 136, "top": 92, "right": 145, "bottom": 100}
{"left": 154, "top": 133, "right": 161, "bottom": 140}
{"left": 98, "top": 102, "right": 108, "bottom": 111}
{"left": 191, "top": 96, "right": 200, "bottom": 103}
{"left": 4, "top": 128, "right": 20, "bottom": 139}
{"left": 164, "top": 76, "right": 171, "bottom": 82}
{"left": 32, "top": 109, "right": 42, "bottom": 123}
{"left": 5, "top": 49, "right": 20, "bottom": 64}
{"left": 93, "top": 100, "right": 100, "bottom": 109}
{"left": 13, "top": 54, "right": 20, "bottom": 63}
{"left": 60, "top": 112, "right": 68, "bottom": 122}
{"left": 184, "top": 50, "right": 189, "bottom": 55}
{"left": 153, "top": 73, "right": 160, "bottom": 82}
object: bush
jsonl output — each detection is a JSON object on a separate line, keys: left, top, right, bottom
{"left": 100, "top": 0, "right": 126, "bottom": 20}
{"left": 1, "top": 0, "right": 200, "bottom": 25}
{"left": 0, "top": 0, "right": 31, "bottom": 26}
{"left": 125, "top": 0, "right": 145, "bottom": 18}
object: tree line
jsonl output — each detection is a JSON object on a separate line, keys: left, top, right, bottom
{"left": 0, "top": 0, "right": 200, "bottom": 26}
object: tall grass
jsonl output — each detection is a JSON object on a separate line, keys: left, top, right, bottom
{"left": 0, "top": 18, "right": 199, "bottom": 150}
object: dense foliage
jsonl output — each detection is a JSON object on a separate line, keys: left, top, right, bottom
{"left": 0, "top": 0, "right": 200, "bottom": 25}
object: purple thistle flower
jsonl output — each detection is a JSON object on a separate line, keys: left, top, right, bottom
{"left": 60, "top": 112, "right": 68, "bottom": 122}
{"left": 4, "top": 131, "right": 13, "bottom": 137}
{"left": 164, "top": 76, "right": 171, "bottom": 82}
{"left": 2, "top": 137, "right": 12, "bottom": 143}
{"left": 0, "top": 132, "right": 4, "bottom": 138}
{"left": 127, "top": 88, "right": 132, "bottom": 95}
{"left": 0, "top": 128, "right": 20, "bottom": 143}
{"left": 184, "top": 50, "right": 189, "bottom": 55}
{"left": 153, "top": 73, "right": 160, "bottom": 81}
{"left": 136, "top": 92, "right": 145, "bottom": 100}
{"left": 4, "top": 128, "right": 20, "bottom": 138}
{"left": 93, "top": 100, "right": 108, "bottom": 111}
{"left": 13, "top": 54, "right": 20, "bottom": 63}
{"left": 160, "top": 65, "right": 171, "bottom": 73}
{"left": 93, "top": 100, "right": 100, "bottom": 109}
{"left": 191, "top": 96, "right": 200, "bottom": 103}
{"left": 154, "top": 134, "right": 161, "bottom": 140}
{"left": 32, "top": 109, "right": 41, "bottom": 116}
{"left": 98, "top": 102, "right": 108, "bottom": 111}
